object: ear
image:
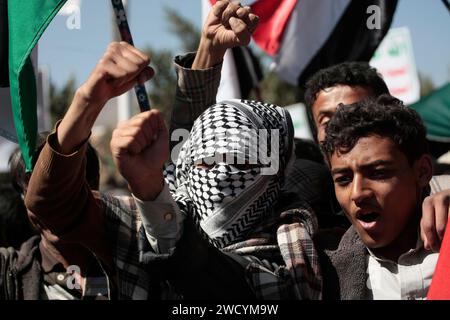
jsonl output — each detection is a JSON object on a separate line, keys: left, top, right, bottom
{"left": 414, "top": 154, "right": 433, "bottom": 188}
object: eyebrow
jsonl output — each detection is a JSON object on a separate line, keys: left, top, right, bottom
{"left": 318, "top": 110, "right": 334, "bottom": 118}
{"left": 331, "top": 160, "right": 394, "bottom": 175}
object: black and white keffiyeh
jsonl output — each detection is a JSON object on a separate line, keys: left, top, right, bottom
{"left": 165, "top": 100, "right": 294, "bottom": 248}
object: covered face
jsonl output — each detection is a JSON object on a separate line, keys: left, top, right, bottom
{"left": 174, "top": 100, "right": 294, "bottom": 248}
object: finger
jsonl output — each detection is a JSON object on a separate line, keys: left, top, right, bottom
{"left": 112, "top": 54, "right": 140, "bottom": 78}
{"left": 247, "top": 13, "right": 260, "bottom": 34}
{"left": 117, "top": 126, "right": 148, "bottom": 150}
{"left": 236, "top": 6, "right": 251, "bottom": 22}
{"left": 229, "top": 17, "right": 251, "bottom": 45}
{"left": 112, "top": 66, "right": 153, "bottom": 96}
{"left": 100, "top": 58, "right": 128, "bottom": 83}
{"left": 111, "top": 131, "right": 141, "bottom": 156}
{"left": 110, "top": 53, "right": 148, "bottom": 87}
{"left": 150, "top": 111, "right": 169, "bottom": 160}
{"left": 435, "top": 197, "right": 448, "bottom": 242}
{"left": 155, "top": 110, "right": 168, "bottom": 139}
{"left": 137, "top": 66, "right": 155, "bottom": 85}
{"left": 420, "top": 224, "right": 428, "bottom": 251}
{"left": 222, "top": 2, "right": 241, "bottom": 28}
{"left": 119, "top": 45, "right": 150, "bottom": 71}
{"left": 421, "top": 197, "right": 439, "bottom": 252}
{"left": 121, "top": 136, "right": 142, "bottom": 155}
{"left": 116, "top": 118, "right": 149, "bottom": 148}
{"left": 133, "top": 111, "right": 161, "bottom": 142}
{"left": 213, "top": 0, "right": 230, "bottom": 19}
{"left": 236, "top": 7, "right": 258, "bottom": 34}
{"left": 128, "top": 110, "right": 165, "bottom": 143}
{"left": 146, "top": 110, "right": 162, "bottom": 142}
{"left": 118, "top": 41, "right": 151, "bottom": 65}
{"left": 119, "top": 111, "right": 151, "bottom": 133}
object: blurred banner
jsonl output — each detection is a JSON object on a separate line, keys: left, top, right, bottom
{"left": 370, "top": 27, "right": 421, "bottom": 105}
{"left": 284, "top": 103, "right": 313, "bottom": 140}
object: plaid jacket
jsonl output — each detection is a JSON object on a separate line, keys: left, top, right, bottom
{"left": 223, "top": 205, "right": 323, "bottom": 300}
{"left": 100, "top": 193, "right": 151, "bottom": 300}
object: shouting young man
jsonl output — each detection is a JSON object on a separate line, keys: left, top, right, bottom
{"left": 319, "top": 95, "right": 439, "bottom": 299}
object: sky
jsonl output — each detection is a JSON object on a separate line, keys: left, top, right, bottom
{"left": 39, "top": 0, "right": 450, "bottom": 90}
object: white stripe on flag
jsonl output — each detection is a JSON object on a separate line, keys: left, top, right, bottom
{"left": 272, "top": 0, "right": 350, "bottom": 84}
{"left": 202, "top": 0, "right": 241, "bottom": 100}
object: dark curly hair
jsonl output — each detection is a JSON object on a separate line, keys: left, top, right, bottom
{"left": 304, "top": 62, "right": 390, "bottom": 138}
{"left": 321, "top": 95, "right": 428, "bottom": 165}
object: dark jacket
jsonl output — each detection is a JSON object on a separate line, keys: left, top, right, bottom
{"left": 315, "top": 226, "right": 371, "bottom": 300}
{"left": 139, "top": 217, "right": 256, "bottom": 300}
{"left": 0, "top": 235, "right": 42, "bottom": 300}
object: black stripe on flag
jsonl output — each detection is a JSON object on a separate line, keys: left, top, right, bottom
{"left": 232, "top": 46, "right": 263, "bottom": 99}
{"left": 298, "top": 0, "right": 398, "bottom": 87}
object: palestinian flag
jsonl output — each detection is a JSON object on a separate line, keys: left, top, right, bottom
{"left": 0, "top": 0, "right": 68, "bottom": 171}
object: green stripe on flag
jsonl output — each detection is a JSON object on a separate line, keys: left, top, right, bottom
{"left": 8, "top": 0, "right": 68, "bottom": 171}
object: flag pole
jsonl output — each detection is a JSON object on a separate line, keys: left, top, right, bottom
{"left": 111, "top": 0, "right": 151, "bottom": 112}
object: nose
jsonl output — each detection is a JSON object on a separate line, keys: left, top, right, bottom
{"left": 350, "top": 174, "right": 373, "bottom": 205}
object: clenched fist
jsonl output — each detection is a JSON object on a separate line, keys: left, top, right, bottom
{"left": 110, "top": 110, "right": 169, "bottom": 200}
{"left": 193, "top": 0, "right": 259, "bottom": 69}
{"left": 78, "top": 41, "right": 154, "bottom": 108}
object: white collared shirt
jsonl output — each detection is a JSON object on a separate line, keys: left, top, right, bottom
{"left": 366, "top": 237, "right": 439, "bottom": 300}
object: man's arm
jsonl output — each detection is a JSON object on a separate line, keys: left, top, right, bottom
{"left": 25, "top": 42, "right": 154, "bottom": 257}
{"left": 169, "top": 0, "right": 259, "bottom": 140}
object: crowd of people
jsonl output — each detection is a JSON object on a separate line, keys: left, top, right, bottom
{"left": 1, "top": 0, "right": 449, "bottom": 300}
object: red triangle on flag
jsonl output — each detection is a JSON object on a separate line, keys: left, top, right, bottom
{"left": 208, "top": 0, "right": 298, "bottom": 56}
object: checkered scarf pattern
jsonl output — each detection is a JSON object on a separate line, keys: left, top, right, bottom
{"left": 100, "top": 193, "right": 151, "bottom": 300}
{"left": 222, "top": 206, "right": 322, "bottom": 300}
{"left": 166, "top": 100, "right": 293, "bottom": 249}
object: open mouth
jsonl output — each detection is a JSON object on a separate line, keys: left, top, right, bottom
{"left": 357, "top": 212, "right": 380, "bottom": 223}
